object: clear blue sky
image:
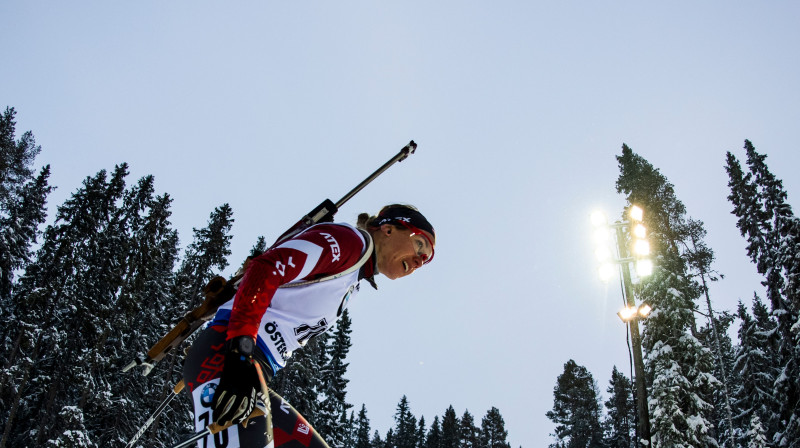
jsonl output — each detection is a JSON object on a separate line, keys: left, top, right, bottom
{"left": 2, "top": 2, "right": 799, "bottom": 446}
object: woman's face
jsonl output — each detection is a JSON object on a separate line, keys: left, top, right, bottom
{"left": 374, "top": 223, "right": 435, "bottom": 279}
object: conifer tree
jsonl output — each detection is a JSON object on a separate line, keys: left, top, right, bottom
{"left": 147, "top": 203, "right": 234, "bottom": 446}
{"left": 617, "top": 144, "right": 719, "bottom": 447}
{"left": 319, "top": 309, "right": 355, "bottom": 445}
{"left": 372, "top": 429, "right": 384, "bottom": 448}
{"left": 440, "top": 406, "right": 459, "bottom": 448}
{"left": 0, "top": 107, "right": 53, "bottom": 301}
{"left": 458, "top": 410, "right": 480, "bottom": 448}
{"left": 546, "top": 359, "right": 603, "bottom": 448}
{"left": 393, "top": 395, "right": 419, "bottom": 448}
{"left": 696, "top": 312, "right": 738, "bottom": 447}
{"left": 426, "top": 416, "right": 442, "bottom": 448}
{"left": 355, "top": 404, "right": 373, "bottom": 448}
{"left": 726, "top": 141, "right": 800, "bottom": 445}
{"left": 271, "top": 332, "right": 326, "bottom": 424}
{"left": 745, "top": 415, "right": 769, "bottom": 448}
{"left": 416, "top": 416, "right": 427, "bottom": 448}
{"left": 480, "top": 407, "right": 511, "bottom": 448}
{"left": 604, "top": 366, "right": 635, "bottom": 448}
{"left": 731, "top": 296, "right": 779, "bottom": 443}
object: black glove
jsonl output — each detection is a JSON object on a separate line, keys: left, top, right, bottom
{"left": 211, "top": 336, "right": 264, "bottom": 427}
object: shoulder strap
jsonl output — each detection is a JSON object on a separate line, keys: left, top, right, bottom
{"left": 278, "top": 228, "right": 374, "bottom": 289}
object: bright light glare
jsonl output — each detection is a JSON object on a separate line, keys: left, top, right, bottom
{"left": 595, "top": 246, "right": 612, "bottom": 262}
{"left": 630, "top": 205, "right": 644, "bottom": 222}
{"left": 591, "top": 211, "right": 608, "bottom": 227}
{"left": 599, "top": 263, "right": 616, "bottom": 282}
{"left": 633, "top": 224, "right": 647, "bottom": 239}
{"left": 639, "top": 304, "right": 652, "bottom": 317}
{"left": 618, "top": 306, "right": 636, "bottom": 321}
{"left": 637, "top": 259, "right": 654, "bottom": 277}
{"left": 594, "top": 228, "right": 611, "bottom": 244}
{"left": 634, "top": 240, "right": 651, "bottom": 256}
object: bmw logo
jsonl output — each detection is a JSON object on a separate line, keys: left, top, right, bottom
{"left": 200, "top": 383, "right": 217, "bottom": 407}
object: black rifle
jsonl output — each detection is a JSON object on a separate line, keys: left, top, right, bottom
{"left": 123, "top": 140, "right": 417, "bottom": 375}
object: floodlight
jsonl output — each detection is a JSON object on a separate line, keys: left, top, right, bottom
{"left": 639, "top": 304, "right": 652, "bottom": 317}
{"left": 595, "top": 246, "right": 612, "bottom": 262}
{"left": 630, "top": 205, "right": 644, "bottom": 222}
{"left": 617, "top": 306, "right": 636, "bottom": 321}
{"left": 594, "top": 228, "right": 611, "bottom": 244}
{"left": 633, "top": 240, "right": 650, "bottom": 256}
{"left": 599, "top": 263, "right": 616, "bottom": 282}
{"left": 633, "top": 224, "right": 647, "bottom": 239}
{"left": 636, "top": 259, "right": 654, "bottom": 277}
{"left": 591, "top": 211, "right": 608, "bottom": 227}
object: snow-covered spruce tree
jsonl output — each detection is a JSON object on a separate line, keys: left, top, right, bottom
{"left": 3, "top": 165, "right": 131, "bottom": 447}
{"left": 393, "top": 395, "right": 419, "bottom": 448}
{"left": 142, "top": 204, "right": 235, "bottom": 446}
{"left": 440, "top": 406, "right": 459, "bottom": 448}
{"left": 604, "top": 366, "right": 635, "bottom": 448}
{"left": 732, "top": 296, "right": 780, "bottom": 444}
{"left": 270, "top": 330, "right": 326, "bottom": 425}
{"left": 480, "top": 407, "right": 512, "bottom": 448}
{"left": 426, "top": 416, "right": 443, "bottom": 448}
{"left": 0, "top": 107, "right": 53, "bottom": 302}
{"left": 546, "top": 359, "right": 603, "bottom": 448}
{"left": 727, "top": 141, "right": 800, "bottom": 446}
{"left": 616, "top": 144, "right": 718, "bottom": 447}
{"left": 0, "top": 108, "right": 53, "bottom": 448}
{"left": 696, "top": 311, "right": 738, "bottom": 446}
{"left": 746, "top": 415, "right": 769, "bottom": 448}
{"left": 458, "top": 410, "right": 480, "bottom": 448}
{"left": 684, "top": 217, "right": 737, "bottom": 446}
{"left": 354, "top": 404, "right": 373, "bottom": 448}
{"left": 103, "top": 179, "right": 180, "bottom": 447}
{"left": 45, "top": 406, "right": 97, "bottom": 448}
{"left": 318, "top": 309, "right": 355, "bottom": 446}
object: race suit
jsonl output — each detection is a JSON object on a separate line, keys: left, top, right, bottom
{"left": 182, "top": 222, "right": 374, "bottom": 448}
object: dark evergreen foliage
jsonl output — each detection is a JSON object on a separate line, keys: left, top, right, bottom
{"left": 732, "top": 296, "right": 780, "bottom": 446}
{"left": 425, "top": 416, "right": 442, "bottom": 448}
{"left": 355, "top": 404, "right": 373, "bottom": 448}
{"left": 546, "top": 359, "right": 603, "bottom": 448}
{"left": 440, "top": 405, "right": 459, "bottom": 448}
{"left": 480, "top": 407, "right": 512, "bottom": 448}
{"left": 393, "top": 396, "right": 419, "bottom": 448}
{"left": 726, "top": 141, "right": 800, "bottom": 446}
{"left": 603, "top": 366, "right": 634, "bottom": 448}
{"left": 319, "top": 309, "right": 355, "bottom": 446}
{"left": 458, "top": 410, "right": 479, "bottom": 448}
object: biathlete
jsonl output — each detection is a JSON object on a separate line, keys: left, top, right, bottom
{"left": 182, "top": 204, "right": 436, "bottom": 447}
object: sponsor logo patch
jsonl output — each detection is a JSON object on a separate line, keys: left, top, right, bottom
{"left": 320, "top": 232, "right": 341, "bottom": 262}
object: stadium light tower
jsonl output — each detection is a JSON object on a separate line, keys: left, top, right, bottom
{"left": 591, "top": 205, "right": 653, "bottom": 447}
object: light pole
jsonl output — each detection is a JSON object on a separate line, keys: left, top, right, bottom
{"left": 592, "top": 206, "right": 652, "bottom": 447}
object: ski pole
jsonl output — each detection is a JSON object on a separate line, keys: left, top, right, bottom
{"left": 124, "top": 380, "right": 185, "bottom": 448}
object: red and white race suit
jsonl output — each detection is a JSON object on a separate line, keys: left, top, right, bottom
{"left": 210, "top": 222, "right": 372, "bottom": 374}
